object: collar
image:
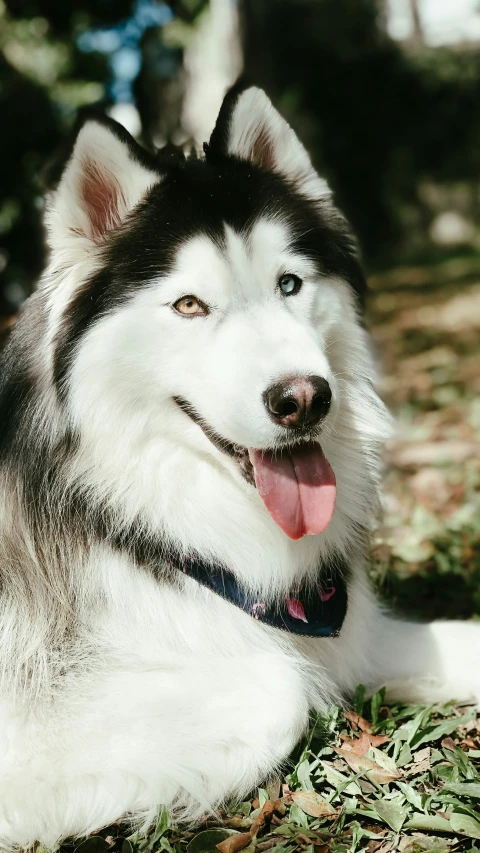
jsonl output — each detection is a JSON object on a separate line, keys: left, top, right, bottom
{"left": 166, "top": 551, "right": 348, "bottom": 638}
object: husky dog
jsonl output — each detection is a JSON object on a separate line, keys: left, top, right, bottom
{"left": 0, "top": 85, "right": 478, "bottom": 848}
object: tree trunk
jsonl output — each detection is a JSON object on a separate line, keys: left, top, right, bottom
{"left": 409, "top": 0, "right": 424, "bottom": 46}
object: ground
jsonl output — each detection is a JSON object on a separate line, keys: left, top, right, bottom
{"left": 369, "top": 256, "right": 480, "bottom": 622}
{"left": 16, "top": 257, "right": 480, "bottom": 851}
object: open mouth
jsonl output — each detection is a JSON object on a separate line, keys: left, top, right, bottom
{"left": 174, "top": 396, "right": 337, "bottom": 541}
{"left": 174, "top": 396, "right": 255, "bottom": 484}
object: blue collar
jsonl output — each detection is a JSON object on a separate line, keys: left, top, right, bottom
{"left": 166, "top": 551, "right": 348, "bottom": 638}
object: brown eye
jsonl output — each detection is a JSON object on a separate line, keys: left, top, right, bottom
{"left": 173, "top": 296, "right": 208, "bottom": 317}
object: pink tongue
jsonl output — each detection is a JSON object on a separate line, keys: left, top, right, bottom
{"left": 248, "top": 443, "right": 336, "bottom": 540}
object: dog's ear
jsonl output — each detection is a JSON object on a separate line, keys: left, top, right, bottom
{"left": 208, "top": 86, "right": 330, "bottom": 202}
{"left": 46, "top": 116, "right": 158, "bottom": 252}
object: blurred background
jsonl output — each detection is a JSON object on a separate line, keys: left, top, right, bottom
{"left": 0, "top": 0, "right": 479, "bottom": 617}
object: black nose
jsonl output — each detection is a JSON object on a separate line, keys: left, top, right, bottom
{"left": 263, "top": 375, "right": 332, "bottom": 429}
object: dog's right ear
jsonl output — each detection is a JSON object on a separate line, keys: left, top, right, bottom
{"left": 46, "top": 116, "right": 159, "bottom": 256}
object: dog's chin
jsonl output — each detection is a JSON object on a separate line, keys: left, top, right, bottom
{"left": 173, "top": 396, "right": 321, "bottom": 488}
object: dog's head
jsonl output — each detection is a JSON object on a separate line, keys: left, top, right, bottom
{"left": 42, "top": 86, "right": 388, "bottom": 548}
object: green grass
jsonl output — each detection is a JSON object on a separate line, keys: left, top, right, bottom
{"left": 58, "top": 690, "right": 480, "bottom": 853}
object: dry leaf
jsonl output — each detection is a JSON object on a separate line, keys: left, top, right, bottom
{"left": 297, "top": 834, "right": 316, "bottom": 846}
{"left": 460, "top": 737, "right": 478, "bottom": 749}
{"left": 216, "top": 833, "right": 252, "bottom": 853}
{"left": 290, "top": 791, "right": 336, "bottom": 818}
{"left": 334, "top": 747, "right": 400, "bottom": 784}
{"left": 250, "top": 799, "right": 284, "bottom": 837}
{"left": 441, "top": 737, "right": 456, "bottom": 752}
{"left": 406, "top": 747, "right": 431, "bottom": 777}
{"left": 215, "top": 832, "right": 252, "bottom": 853}
{"left": 340, "top": 732, "right": 390, "bottom": 756}
{"left": 218, "top": 798, "right": 285, "bottom": 853}
{"left": 374, "top": 843, "right": 394, "bottom": 853}
{"left": 413, "top": 747, "right": 431, "bottom": 764}
{"left": 435, "top": 811, "right": 450, "bottom": 820}
{"left": 344, "top": 711, "right": 373, "bottom": 733}
{"left": 366, "top": 843, "right": 386, "bottom": 853}
{"left": 405, "top": 757, "right": 430, "bottom": 777}
{"left": 265, "top": 777, "right": 282, "bottom": 801}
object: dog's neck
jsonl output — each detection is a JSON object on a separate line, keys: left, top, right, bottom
{"left": 54, "top": 427, "right": 365, "bottom": 598}
{"left": 160, "top": 546, "right": 349, "bottom": 637}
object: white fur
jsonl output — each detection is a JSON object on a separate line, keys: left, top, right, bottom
{"left": 44, "top": 120, "right": 159, "bottom": 355}
{"left": 0, "top": 88, "right": 478, "bottom": 850}
{"left": 225, "top": 87, "right": 330, "bottom": 202}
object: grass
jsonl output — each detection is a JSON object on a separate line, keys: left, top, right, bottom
{"left": 30, "top": 256, "right": 480, "bottom": 849}
{"left": 58, "top": 691, "right": 480, "bottom": 853}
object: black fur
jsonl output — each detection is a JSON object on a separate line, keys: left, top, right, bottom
{"left": 53, "top": 152, "right": 365, "bottom": 395}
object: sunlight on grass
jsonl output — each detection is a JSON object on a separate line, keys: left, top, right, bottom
{"left": 59, "top": 692, "right": 480, "bottom": 853}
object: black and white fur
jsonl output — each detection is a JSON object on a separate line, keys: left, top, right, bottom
{"left": 0, "top": 86, "right": 478, "bottom": 849}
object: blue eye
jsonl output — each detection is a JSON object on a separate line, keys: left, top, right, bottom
{"left": 279, "top": 274, "right": 302, "bottom": 296}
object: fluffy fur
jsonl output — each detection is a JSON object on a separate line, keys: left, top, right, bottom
{"left": 0, "top": 86, "right": 478, "bottom": 850}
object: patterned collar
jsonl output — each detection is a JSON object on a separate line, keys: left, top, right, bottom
{"left": 166, "top": 551, "right": 348, "bottom": 638}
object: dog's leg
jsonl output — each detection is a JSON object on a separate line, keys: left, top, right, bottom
{"left": 0, "top": 649, "right": 315, "bottom": 848}
{"left": 311, "top": 574, "right": 480, "bottom": 705}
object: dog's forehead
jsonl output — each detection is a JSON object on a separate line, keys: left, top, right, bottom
{"left": 171, "top": 218, "right": 317, "bottom": 300}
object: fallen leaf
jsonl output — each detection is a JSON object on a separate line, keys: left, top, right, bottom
{"left": 405, "top": 757, "right": 431, "bottom": 777}
{"left": 441, "top": 737, "right": 456, "bottom": 752}
{"left": 460, "top": 737, "right": 478, "bottom": 749}
{"left": 344, "top": 711, "right": 373, "bottom": 732}
{"left": 411, "top": 712, "right": 475, "bottom": 748}
{"left": 216, "top": 834, "right": 251, "bottom": 853}
{"left": 290, "top": 791, "right": 336, "bottom": 818}
{"left": 217, "top": 799, "right": 284, "bottom": 853}
{"left": 366, "top": 842, "right": 386, "bottom": 853}
{"left": 404, "top": 814, "right": 452, "bottom": 833}
{"left": 413, "top": 747, "right": 431, "bottom": 764}
{"left": 372, "top": 797, "right": 409, "bottom": 832}
{"left": 400, "top": 839, "right": 450, "bottom": 852}
{"left": 224, "top": 818, "right": 253, "bottom": 830}
{"left": 405, "top": 748, "right": 431, "bottom": 776}
{"left": 250, "top": 799, "right": 284, "bottom": 837}
{"left": 443, "top": 782, "right": 480, "bottom": 798}
{"left": 297, "top": 833, "right": 317, "bottom": 845}
{"left": 333, "top": 747, "right": 400, "bottom": 784}
{"left": 320, "top": 760, "right": 362, "bottom": 795}
{"left": 265, "top": 777, "right": 282, "bottom": 801}
{"left": 340, "top": 732, "right": 390, "bottom": 756}
{"left": 449, "top": 812, "right": 480, "bottom": 839}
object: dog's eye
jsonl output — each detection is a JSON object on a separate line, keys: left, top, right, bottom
{"left": 173, "top": 296, "right": 209, "bottom": 317}
{"left": 278, "top": 274, "right": 302, "bottom": 297}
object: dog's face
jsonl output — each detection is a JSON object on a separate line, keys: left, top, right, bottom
{"left": 43, "top": 87, "right": 385, "bottom": 546}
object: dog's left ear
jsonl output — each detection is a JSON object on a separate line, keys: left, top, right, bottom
{"left": 208, "top": 86, "right": 330, "bottom": 202}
